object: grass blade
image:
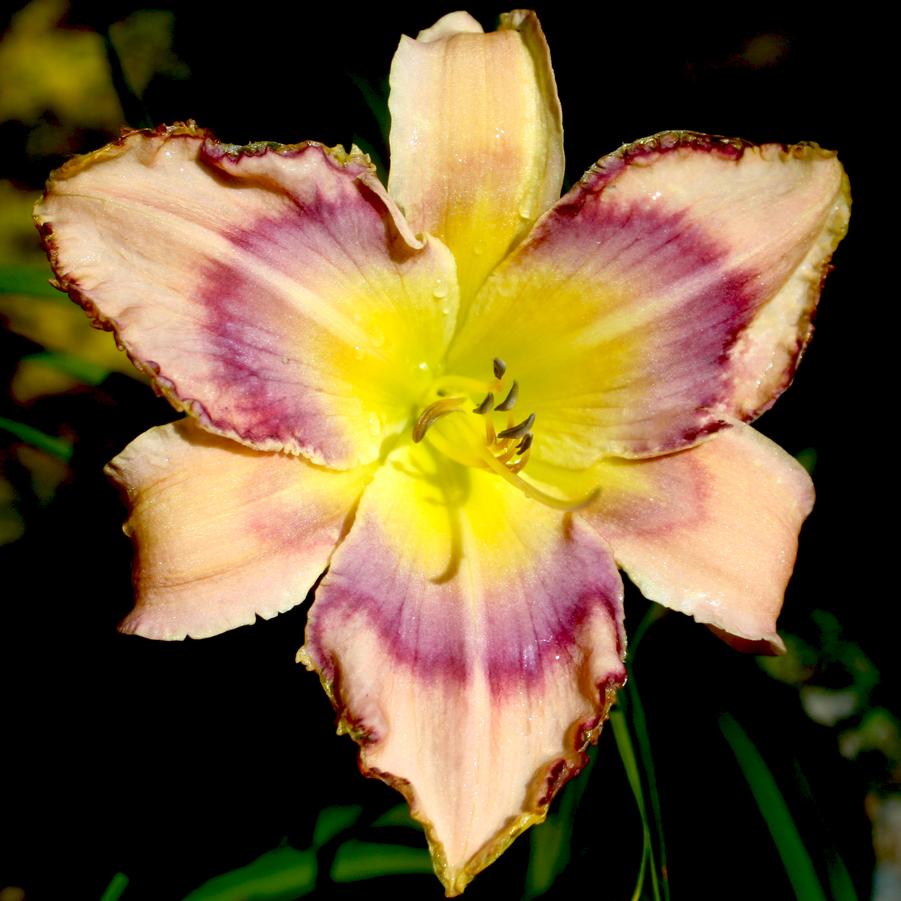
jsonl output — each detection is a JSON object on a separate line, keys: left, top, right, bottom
{"left": 0, "top": 415, "right": 73, "bottom": 462}
{"left": 719, "top": 713, "right": 827, "bottom": 901}
{"left": 611, "top": 706, "right": 660, "bottom": 901}
{"left": 626, "top": 673, "right": 669, "bottom": 900}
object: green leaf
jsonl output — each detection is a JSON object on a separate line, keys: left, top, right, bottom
{"left": 330, "top": 840, "right": 432, "bottom": 882}
{"left": 312, "top": 804, "right": 363, "bottom": 848}
{"left": 99, "top": 872, "right": 129, "bottom": 901}
{"left": 371, "top": 803, "right": 421, "bottom": 830}
{"left": 795, "top": 447, "right": 817, "bottom": 475}
{"left": 719, "top": 713, "right": 827, "bottom": 901}
{"left": 0, "top": 415, "right": 72, "bottom": 462}
{"left": 182, "top": 846, "right": 317, "bottom": 901}
{"left": 0, "top": 264, "right": 63, "bottom": 299}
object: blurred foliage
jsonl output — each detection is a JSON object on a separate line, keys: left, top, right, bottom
{"left": 0, "top": 0, "right": 121, "bottom": 128}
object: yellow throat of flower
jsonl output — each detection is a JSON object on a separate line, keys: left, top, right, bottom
{"left": 412, "top": 358, "right": 598, "bottom": 512}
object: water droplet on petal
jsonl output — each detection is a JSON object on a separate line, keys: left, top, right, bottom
{"left": 433, "top": 279, "right": 448, "bottom": 299}
{"left": 353, "top": 345, "right": 364, "bottom": 360}
{"left": 417, "top": 361, "right": 430, "bottom": 373}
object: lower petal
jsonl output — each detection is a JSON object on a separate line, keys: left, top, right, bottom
{"left": 107, "top": 420, "right": 373, "bottom": 640}
{"left": 573, "top": 423, "right": 814, "bottom": 650}
{"left": 300, "top": 444, "right": 625, "bottom": 894}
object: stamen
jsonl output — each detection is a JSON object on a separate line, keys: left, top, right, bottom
{"left": 480, "top": 450, "right": 600, "bottom": 511}
{"left": 412, "top": 396, "right": 465, "bottom": 442}
{"left": 509, "top": 450, "right": 530, "bottom": 474}
{"left": 496, "top": 442, "right": 519, "bottom": 464}
{"left": 493, "top": 358, "right": 507, "bottom": 379}
{"left": 498, "top": 413, "right": 535, "bottom": 441}
{"left": 494, "top": 381, "right": 519, "bottom": 412}
{"left": 473, "top": 393, "right": 494, "bottom": 415}
{"left": 517, "top": 433, "right": 533, "bottom": 454}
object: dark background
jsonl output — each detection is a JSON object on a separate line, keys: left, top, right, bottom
{"left": 1, "top": 2, "right": 886, "bottom": 899}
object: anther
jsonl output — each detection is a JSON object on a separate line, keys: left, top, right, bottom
{"left": 473, "top": 393, "right": 494, "bottom": 415}
{"left": 498, "top": 412, "right": 535, "bottom": 441}
{"left": 494, "top": 381, "right": 519, "bottom": 412}
{"left": 517, "top": 432, "right": 533, "bottom": 454}
{"left": 412, "top": 397, "right": 465, "bottom": 442}
{"left": 493, "top": 358, "right": 507, "bottom": 379}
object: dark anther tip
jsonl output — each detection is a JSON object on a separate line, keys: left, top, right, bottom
{"left": 495, "top": 380, "right": 519, "bottom": 412}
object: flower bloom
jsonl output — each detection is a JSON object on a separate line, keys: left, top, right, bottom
{"left": 34, "top": 10, "right": 849, "bottom": 896}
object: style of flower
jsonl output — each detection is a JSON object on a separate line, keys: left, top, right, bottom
{"left": 34, "top": 9, "right": 849, "bottom": 896}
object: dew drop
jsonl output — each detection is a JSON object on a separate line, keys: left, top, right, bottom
{"left": 353, "top": 344, "right": 364, "bottom": 360}
{"left": 433, "top": 280, "right": 448, "bottom": 299}
{"left": 417, "top": 361, "right": 430, "bottom": 373}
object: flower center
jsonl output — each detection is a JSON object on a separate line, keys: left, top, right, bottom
{"left": 412, "top": 359, "right": 597, "bottom": 512}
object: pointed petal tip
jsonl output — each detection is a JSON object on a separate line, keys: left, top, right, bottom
{"left": 707, "top": 624, "right": 787, "bottom": 656}
{"left": 427, "top": 671, "right": 626, "bottom": 897}
{"left": 303, "top": 632, "right": 626, "bottom": 896}
{"left": 388, "top": 6, "right": 563, "bottom": 300}
{"left": 415, "top": 10, "right": 484, "bottom": 42}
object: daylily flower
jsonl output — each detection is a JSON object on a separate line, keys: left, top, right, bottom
{"left": 34, "top": 9, "right": 849, "bottom": 896}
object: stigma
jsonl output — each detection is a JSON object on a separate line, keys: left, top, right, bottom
{"left": 412, "top": 360, "right": 598, "bottom": 512}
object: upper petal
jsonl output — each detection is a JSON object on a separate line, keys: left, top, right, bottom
{"left": 564, "top": 422, "right": 814, "bottom": 651}
{"left": 107, "top": 419, "right": 374, "bottom": 640}
{"left": 388, "top": 10, "right": 564, "bottom": 303}
{"left": 300, "top": 443, "right": 625, "bottom": 895}
{"left": 36, "top": 124, "right": 459, "bottom": 469}
{"left": 448, "top": 132, "right": 849, "bottom": 468}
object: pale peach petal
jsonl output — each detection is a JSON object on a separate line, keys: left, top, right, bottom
{"left": 107, "top": 419, "right": 373, "bottom": 640}
{"left": 388, "top": 10, "right": 563, "bottom": 303}
{"left": 572, "top": 423, "right": 815, "bottom": 650}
